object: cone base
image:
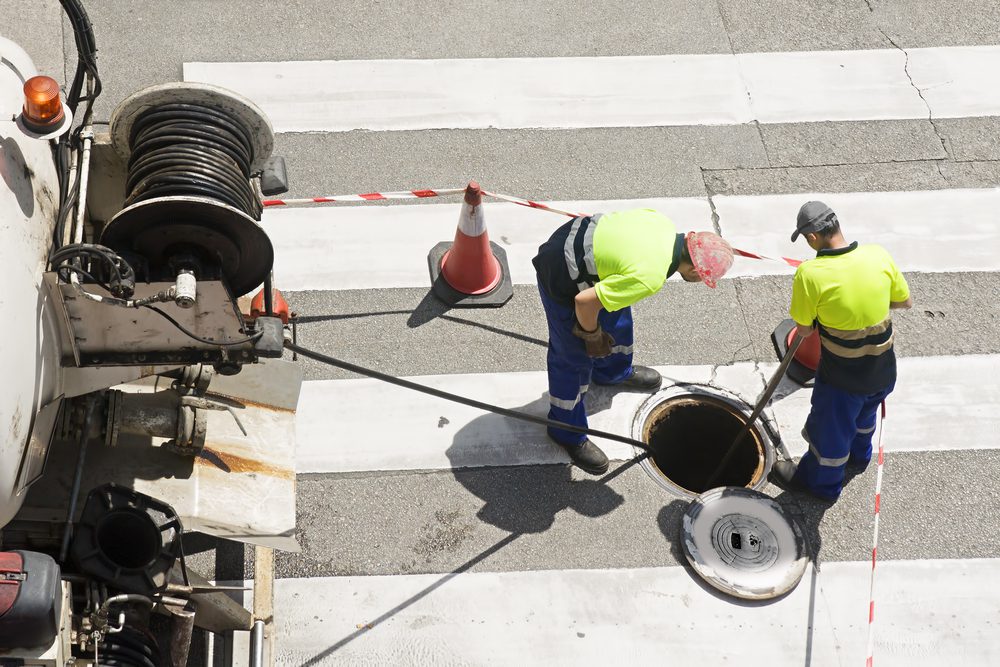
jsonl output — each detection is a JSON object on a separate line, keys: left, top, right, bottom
{"left": 427, "top": 240, "right": 513, "bottom": 308}
{"left": 771, "top": 319, "right": 816, "bottom": 387}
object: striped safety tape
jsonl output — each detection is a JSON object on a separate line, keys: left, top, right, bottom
{"left": 732, "top": 247, "right": 803, "bottom": 268}
{"left": 262, "top": 188, "right": 465, "bottom": 206}
{"left": 261, "top": 185, "right": 805, "bottom": 268}
{"left": 865, "top": 401, "right": 888, "bottom": 667}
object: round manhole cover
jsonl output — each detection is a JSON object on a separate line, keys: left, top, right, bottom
{"left": 681, "top": 487, "right": 807, "bottom": 600}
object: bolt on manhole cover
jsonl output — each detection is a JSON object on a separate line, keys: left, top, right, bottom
{"left": 681, "top": 487, "right": 807, "bottom": 600}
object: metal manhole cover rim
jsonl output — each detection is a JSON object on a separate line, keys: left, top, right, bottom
{"left": 631, "top": 386, "right": 776, "bottom": 498}
{"left": 681, "top": 486, "right": 808, "bottom": 601}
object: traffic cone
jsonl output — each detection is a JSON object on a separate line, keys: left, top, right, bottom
{"left": 771, "top": 319, "right": 821, "bottom": 386}
{"left": 427, "top": 181, "right": 513, "bottom": 307}
{"left": 249, "top": 286, "right": 291, "bottom": 324}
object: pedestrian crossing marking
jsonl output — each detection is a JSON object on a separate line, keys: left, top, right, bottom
{"left": 295, "top": 355, "right": 1000, "bottom": 474}
{"left": 184, "top": 46, "right": 1000, "bottom": 132}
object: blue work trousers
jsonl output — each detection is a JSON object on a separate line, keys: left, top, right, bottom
{"left": 538, "top": 282, "right": 635, "bottom": 446}
{"left": 794, "top": 376, "right": 894, "bottom": 499}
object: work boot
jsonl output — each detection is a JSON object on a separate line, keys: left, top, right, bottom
{"left": 769, "top": 460, "right": 836, "bottom": 503}
{"left": 619, "top": 366, "right": 662, "bottom": 391}
{"left": 559, "top": 439, "right": 609, "bottom": 476}
{"left": 771, "top": 460, "right": 799, "bottom": 487}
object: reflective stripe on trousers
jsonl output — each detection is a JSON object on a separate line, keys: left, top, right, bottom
{"left": 793, "top": 376, "right": 894, "bottom": 499}
{"left": 537, "top": 282, "right": 634, "bottom": 446}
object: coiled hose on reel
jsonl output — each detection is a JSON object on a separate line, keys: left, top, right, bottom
{"left": 125, "top": 102, "right": 262, "bottom": 220}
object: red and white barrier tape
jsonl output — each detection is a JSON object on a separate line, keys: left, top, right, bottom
{"left": 732, "top": 247, "right": 803, "bottom": 268}
{"left": 479, "top": 189, "right": 587, "bottom": 218}
{"left": 262, "top": 185, "right": 804, "bottom": 269}
{"left": 262, "top": 188, "right": 464, "bottom": 207}
{"left": 865, "top": 401, "right": 888, "bottom": 667}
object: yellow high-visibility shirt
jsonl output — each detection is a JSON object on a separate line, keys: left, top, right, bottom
{"left": 592, "top": 209, "right": 679, "bottom": 312}
{"left": 790, "top": 242, "right": 909, "bottom": 393}
{"left": 790, "top": 243, "right": 909, "bottom": 329}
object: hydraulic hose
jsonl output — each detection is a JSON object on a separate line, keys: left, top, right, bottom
{"left": 125, "top": 103, "right": 261, "bottom": 219}
{"left": 285, "top": 342, "right": 652, "bottom": 452}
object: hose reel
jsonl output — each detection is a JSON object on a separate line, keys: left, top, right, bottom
{"left": 101, "top": 83, "right": 275, "bottom": 298}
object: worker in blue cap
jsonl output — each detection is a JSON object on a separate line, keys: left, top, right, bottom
{"left": 772, "top": 201, "right": 912, "bottom": 500}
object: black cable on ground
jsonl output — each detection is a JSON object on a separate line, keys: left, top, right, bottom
{"left": 285, "top": 341, "right": 652, "bottom": 452}
{"left": 125, "top": 103, "right": 261, "bottom": 219}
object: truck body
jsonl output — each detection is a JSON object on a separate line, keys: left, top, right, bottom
{"left": 0, "top": 4, "right": 297, "bottom": 663}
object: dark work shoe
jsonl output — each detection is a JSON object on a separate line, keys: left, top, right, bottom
{"left": 620, "top": 366, "right": 662, "bottom": 391}
{"left": 769, "top": 460, "right": 836, "bottom": 503}
{"left": 771, "top": 460, "right": 799, "bottom": 487}
{"left": 559, "top": 439, "right": 610, "bottom": 476}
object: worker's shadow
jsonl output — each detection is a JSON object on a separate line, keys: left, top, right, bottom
{"left": 444, "top": 391, "right": 627, "bottom": 535}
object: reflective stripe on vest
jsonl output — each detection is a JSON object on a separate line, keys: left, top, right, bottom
{"left": 819, "top": 316, "right": 894, "bottom": 359}
{"left": 563, "top": 215, "right": 601, "bottom": 293}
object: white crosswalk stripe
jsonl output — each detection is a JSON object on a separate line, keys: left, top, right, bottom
{"left": 260, "top": 558, "right": 1000, "bottom": 666}
{"left": 185, "top": 26, "right": 1000, "bottom": 667}
{"left": 263, "top": 188, "right": 1000, "bottom": 291}
{"left": 295, "top": 355, "right": 1000, "bottom": 473}
{"left": 184, "top": 46, "right": 1000, "bottom": 132}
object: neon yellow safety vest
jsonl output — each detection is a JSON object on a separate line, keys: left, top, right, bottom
{"left": 790, "top": 242, "right": 910, "bottom": 393}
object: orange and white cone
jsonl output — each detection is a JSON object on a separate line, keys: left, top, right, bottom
{"left": 771, "top": 320, "right": 821, "bottom": 386}
{"left": 427, "top": 181, "right": 513, "bottom": 307}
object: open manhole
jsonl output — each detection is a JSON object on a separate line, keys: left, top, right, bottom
{"left": 631, "top": 386, "right": 775, "bottom": 497}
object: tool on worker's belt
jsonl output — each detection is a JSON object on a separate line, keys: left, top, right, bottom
{"left": 703, "top": 334, "right": 806, "bottom": 489}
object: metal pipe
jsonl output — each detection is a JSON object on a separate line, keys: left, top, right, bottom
{"left": 59, "top": 396, "right": 97, "bottom": 562}
{"left": 117, "top": 391, "right": 180, "bottom": 438}
{"left": 263, "top": 272, "right": 274, "bottom": 316}
{"left": 704, "top": 334, "right": 805, "bottom": 489}
{"left": 167, "top": 603, "right": 197, "bottom": 667}
{"left": 250, "top": 620, "right": 265, "bottom": 667}
{"left": 73, "top": 125, "right": 94, "bottom": 245}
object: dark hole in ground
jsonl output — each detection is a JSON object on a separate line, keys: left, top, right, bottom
{"left": 645, "top": 396, "right": 763, "bottom": 493}
{"left": 97, "top": 509, "right": 161, "bottom": 570}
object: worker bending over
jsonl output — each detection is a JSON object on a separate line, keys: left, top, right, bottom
{"left": 533, "top": 209, "right": 734, "bottom": 475}
{"left": 773, "top": 201, "right": 912, "bottom": 500}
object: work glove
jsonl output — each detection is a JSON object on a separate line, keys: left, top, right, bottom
{"left": 572, "top": 321, "right": 615, "bottom": 358}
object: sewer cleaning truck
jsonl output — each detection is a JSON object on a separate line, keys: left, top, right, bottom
{"left": 0, "top": 2, "right": 297, "bottom": 664}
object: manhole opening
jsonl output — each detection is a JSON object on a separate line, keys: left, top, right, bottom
{"left": 643, "top": 395, "right": 764, "bottom": 494}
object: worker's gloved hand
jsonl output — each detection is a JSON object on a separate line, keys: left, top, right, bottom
{"left": 572, "top": 321, "right": 615, "bottom": 358}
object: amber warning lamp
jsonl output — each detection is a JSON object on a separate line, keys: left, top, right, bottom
{"left": 17, "top": 75, "right": 72, "bottom": 139}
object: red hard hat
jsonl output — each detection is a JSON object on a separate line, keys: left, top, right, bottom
{"left": 686, "top": 232, "right": 734, "bottom": 288}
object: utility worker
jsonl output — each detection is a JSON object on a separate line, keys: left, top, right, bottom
{"left": 773, "top": 201, "right": 912, "bottom": 500}
{"left": 533, "top": 209, "right": 734, "bottom": 475}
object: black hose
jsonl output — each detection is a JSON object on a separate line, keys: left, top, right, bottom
{"left": 97, "top": 626, "right": 159, "bottom": 667}
{"left": 125, "top": 103, "right": 261, "bottom": 219}
{"left": 285, "top": 342, "right": 652, "bottom": 451}
{"left": 140, "top": 305, "right": 264, "bottom": 347}
{"left": 54, "top": 0, "right": 101, "bottom": 250}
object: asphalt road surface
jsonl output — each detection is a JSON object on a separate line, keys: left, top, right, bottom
{"left": 6, "top": 1, "right": 1000, "bottom": 664}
